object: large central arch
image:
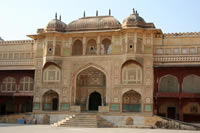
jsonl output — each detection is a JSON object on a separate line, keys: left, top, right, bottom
{"left": 75, "top": 66, "right": 106, "bottom": 111}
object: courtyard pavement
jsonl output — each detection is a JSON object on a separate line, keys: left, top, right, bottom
{"left": 0, "top": 123, "right": 199, "bottom": 133}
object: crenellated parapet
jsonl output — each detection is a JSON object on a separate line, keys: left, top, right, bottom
{"left": 164, "top": 32, "right": 200, "bottom": 38}
{"left": 0, "top": 40, "right": 34, "bottom": 45}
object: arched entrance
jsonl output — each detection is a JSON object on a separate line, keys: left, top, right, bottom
{"left": 122, "top": 90, "right": 141, "bottom": 112}
{"left": 89, "top": 92, "right": 102, "bottom": 111}
{"left": 76, "top": 67, "right": 106, "bottom": 111}
{"left": 42, "top": 90, "right": 59, "bottom": 111}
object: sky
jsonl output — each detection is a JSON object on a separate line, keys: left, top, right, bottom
{"left": 0, "top": 0, "right": 200, "bottom": 40}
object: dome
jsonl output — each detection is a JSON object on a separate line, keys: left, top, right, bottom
{"left": 122, "top": 10, "right": 155, "bottom": 28}
{"left": 0, "top": 36, "right": 3, "bottom": 41}
{"left": 67, "top": 16, "right": 121, "bottom": 31}
{"left": 46, "top": 14, "right": 67, "bottom": 32}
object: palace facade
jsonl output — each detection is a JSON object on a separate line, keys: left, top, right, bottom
{"left": 0, "top": 10, "right": 200, "bottom": 122}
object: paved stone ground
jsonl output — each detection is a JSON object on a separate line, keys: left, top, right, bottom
{"left": 0, "top": 123, "right": 199, "bottom": 133}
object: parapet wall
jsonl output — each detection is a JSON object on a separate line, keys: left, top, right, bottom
{"left": 164, "top": 32, "right": 200, "bottom": 38}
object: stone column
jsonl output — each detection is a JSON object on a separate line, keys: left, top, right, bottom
{"left": 125, "top": 33, "right": 128, "bottom": 53}
{"left": 83, "top": 36, "right": 86, "bottom": 55}
{"left": 142, "top": 33, "right": 146, "bottom": 53}
{"left": 179, "top": 101, "right": 183, "bottom": 121}
{"left": 97, "top": 36, "right": 101, "bottom": 55}
{"left": 53, "top": 36, "right": 56, "bottom": 55}
{"left": 134, "top": 32, "right": 137, "bottom": 53}
{"left": 69, "top": 37, "right": 72, "bottom": 55}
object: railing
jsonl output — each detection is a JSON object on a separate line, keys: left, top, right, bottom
{"left": 0, "top": 59, "right": 34, "bottom": 66}
{"left": 157, "top": 115, "right": 200, "bottom": 130}
{"left": 154, "top": 55, "right": 200, "bottom": 63}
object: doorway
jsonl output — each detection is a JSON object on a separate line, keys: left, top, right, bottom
{"left": 89, "top": 92, "right": 102, "bottom": 111}
{"left": 0, "top": 104, "right": 6, "bottom": 115}
{"left": 52, "top": 98, "right": 58, "bottom": 111}
{"left": 167, "top": 107, "right": 176, "bottom": 119}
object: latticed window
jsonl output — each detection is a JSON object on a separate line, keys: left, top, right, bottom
{"left": 43, "top": 65, "right": 60, "bottom": 82}
{"left": 1, "top": 77, "right": 16, "bottom": 91}
{"left": 122, "top": 62, "right": 142, "bottom": 84}
{"left": 19, "top": 76, "right": 34, "bottom": 91}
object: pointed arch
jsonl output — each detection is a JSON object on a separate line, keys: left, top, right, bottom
{"left": 1, "top": 77, "right": 17, "bottom": 92}
{"left": 121, "top": 60, "right": 142, "bottom": 84}
{"left": 72, "top": 39, "right": 83, "bottom": 56}
{"left": 158, "top": 74, "right": 179, "bottom": 93}
{"left": 42, "top": 90, "right": 59, "bottom": 111}
{"left": 72, "top": 63, "right": 107, "bottom": 111}
{"left": 43, "top": 62, "right": 61, "bottom": 82}
{"left": 122, "top": 90, "right": 141, "bottom": 112}
{"left": 182, "top": 74, "right": 200, "bottom": 93}
{"left": 86, "top": 39, "right": 97, "bottom": 55}
{"left": 101, "top": 38, "right": 112, "bottom": 55}
{"left": 19, "top": 76, "right": 34, "bottom": 91}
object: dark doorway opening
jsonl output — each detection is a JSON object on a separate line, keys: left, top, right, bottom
{"left": 89, "top": 92, "right": 102, "bottom": 111}
{"left": 52, "top": 98, "right": 58, "bottom": 111}
{"left": 0, "top": 104, "right": 6, "bottom": 115}
{"left": 167, "top": 107, "right": 176, "bottom": 119}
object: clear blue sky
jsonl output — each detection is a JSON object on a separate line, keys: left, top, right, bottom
{"left": 0, "top": 0, "right": 200, "bottom": 40}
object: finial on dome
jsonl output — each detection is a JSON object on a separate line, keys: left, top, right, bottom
{"left": 83, "top": 11, "right": 86, "bottom": 17}
{"left": 55, "top": 12, "right": 57, "bottom": 19}
{"left": 136, "top": 10, "right": 139, "bottom": 15}
{"left": 109, "top": 9, "right": 111, "bottom": 16}
{"left": 133, "top": 8, "right": 135, "bottom": 14}
{"left": 96, "top": 10, "right": 98, "bottom": 16}
{"left": 59, "top": 15, "right": 61, "bottom": 21}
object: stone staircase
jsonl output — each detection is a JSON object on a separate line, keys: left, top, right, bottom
{"left": 97, "top": 115, "right": 114, "bottom": 127}
{"left": 59, "top": 113, "right": 98, "bottom": 128}
{"left": 54, "top": 113, "right": 114, "bottom": 128}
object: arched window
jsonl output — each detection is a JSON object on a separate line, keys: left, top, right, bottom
{"left": 1, "top": 77, "right": 16, "bottom": 92}
{"left": 43, "top": 65, "right": 61, "bottom": 82}
{"left": 72, "top": 39, "right": 83, "bottom": 56}
{"left": 19, "top": 76, "right": 34, "bottom": 91}
{"left": 101, "top": 38, "right": 112, "bottom": 55}
{"left": 158, "top": 75, "right": 179, "bottom": 93}
{"left": 122, "top": 60, "right": 142, "bottom": 84}
{"left": 182, "top": 74, "right": 200, "bottom": 93}
{"left": 86, "top": 39, "right": 97, "bottom": 55}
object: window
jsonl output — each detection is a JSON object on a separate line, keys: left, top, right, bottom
{"left": 19, "top": 76, "right": 34, "bottom": 91}
{"left": 165, "top": 48, "right": 171, "bottom": 55}
{"left": 189, "top": 48, "right": 196, "bottom": 54}
{"left": 173, "top": 48, "right": 179, "bottom": 54}
{"left": 43, "top": 65, "right": 61, "bottom": 82}
{"left": 198, "top": 47, "right": 200, "bottom": 54}
{"left": 1, "top": 77, "right": 16, "bottom": 91}
{"left": 181, "top": 48, "right": 187, "bottom": 54}
{"left": 86, "top": 39, "right": 97, "bottom": 55}
{"left": 101, "top": 38, "right": 112, "bottom": 55}
{"left": 190, "top": 106, "right": 198, "bottom": 113}
{"left": 158, "top": 75, "right": 179, "bottom": 93}
{"left": 122, "top": 61, "right": 142, "bottom": 84}
{"left": 156, "top": 49, "right": 163, "bottom": 54}
{"left": 72, "top": 39, "right": 83, "bottom": 56}
{"left": 182, "top": 75, "right": 200, "bottom": 93}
